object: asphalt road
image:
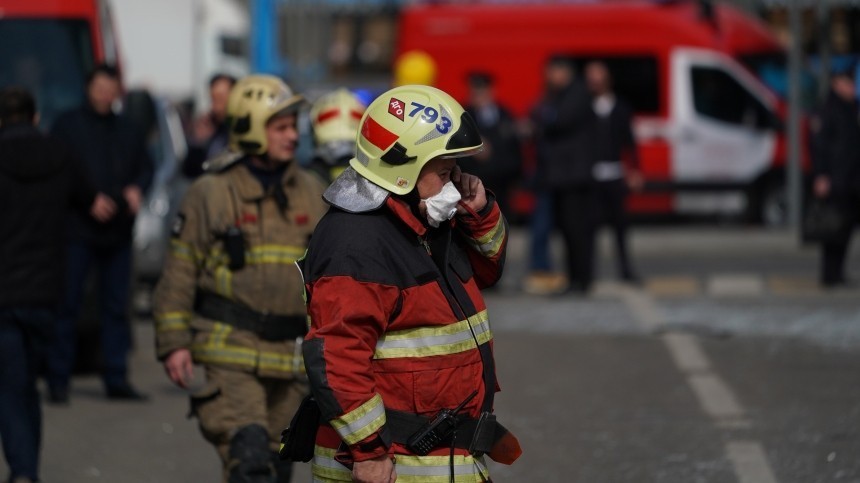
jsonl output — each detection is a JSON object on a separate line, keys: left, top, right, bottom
{"left": 4, "top": 226, "right": 859, "bottom": 483}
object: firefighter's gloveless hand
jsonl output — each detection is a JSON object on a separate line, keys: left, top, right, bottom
{"left": 451, "top": 165, "right": 487, "bottom": 215}
{"left": 164, "top": 348, "right": 194, "bottom": 389}
{"left": 352, "top": 454, "right": 396, "bottom": 483}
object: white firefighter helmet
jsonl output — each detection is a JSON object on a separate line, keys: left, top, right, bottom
{"left": 310, "top": 88, "right": 366, "bottom": 146}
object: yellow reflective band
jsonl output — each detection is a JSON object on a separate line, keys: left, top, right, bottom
{"left": 170, "top": 239, "right": 201, "bottom": 263}
{"left": 467, "top": 217, "right": 505, "bottom": 258}
{"left": 258, "top": 350, "right": 304, "bottom": 374}
{"left": 311, "top": 446, "right": 352, "bottom": 481}
{"left": 191, "top": 322, "right": 303, "bottom": 373}
{"left": 394, "top": 454, "right": 490, "bottom": 483}
{"left": 373, "top": 311, "right": 492, "bottom": 359}
{"left": 154, "top": 311, "right": 191, "bottom": 332}
{"left": 246, "top": 244, "right": 307, "bottom": 264}
{"left": 330, "top": 394, "right": 386, "bottom": 445}
{"left": 207, "top": 244, "right": 307, "bottom": 267}
{"left": 311, "top": 446, "right": 490, "bottom": 483}
{"left": 215, "top": 266, "right": 233, "bottom": 299}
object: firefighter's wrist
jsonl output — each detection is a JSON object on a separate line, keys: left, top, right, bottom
{"left": 458, "top": 191, "right": 496, "bottom": 220}
{"left": 349, "top": 433, "right": 390, "bottom": 462}
{"left": 476, "top": 191, "right": 497, "bottom": 218}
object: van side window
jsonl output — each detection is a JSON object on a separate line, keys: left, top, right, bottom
{"left": 691, "top": 66, "right": 771, "bottom": 130}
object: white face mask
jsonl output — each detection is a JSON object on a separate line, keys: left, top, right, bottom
{"left": 422, "top": 181, "right": 461, "bottom": 227}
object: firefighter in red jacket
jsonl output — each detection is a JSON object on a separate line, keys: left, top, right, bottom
{"left": 301, "top": 85, "right": 521, "bottom": 482}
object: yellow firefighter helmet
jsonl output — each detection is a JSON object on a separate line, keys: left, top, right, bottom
{"left": 350, "top": 84, "right": 482, "bottom": 195}
{"left": 226, "top": 74, "right": 304, "bottom": 155}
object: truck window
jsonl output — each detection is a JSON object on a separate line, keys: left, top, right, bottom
{"left": 691, "top": 66, "right": 771, "bottom": 130}
{"left": 0, "top": 19, "right": 94, "bottom": 129}
{"left": 569, "top": 56, "right": 660, "bottom": 115}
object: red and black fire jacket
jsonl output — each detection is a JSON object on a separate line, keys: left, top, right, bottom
{"left": 301, "top": 188, "right": 507, "bottom": 474}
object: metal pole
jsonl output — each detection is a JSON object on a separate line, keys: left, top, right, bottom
{"left": 251, "top": 0, "right": 277, "bottom": 75}
{"left": 787, "top": 0, "right": 804, "bottom": 231}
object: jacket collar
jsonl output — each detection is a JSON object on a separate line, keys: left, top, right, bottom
{"left": 385, "top": 196, "right": 427, "bottom": 237}
{"left": 231, "top": 158, "right": 300, "bottom": 201}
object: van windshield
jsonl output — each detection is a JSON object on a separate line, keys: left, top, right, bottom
{"left": 0, "top": 19, "right": 94, "bottom": 129}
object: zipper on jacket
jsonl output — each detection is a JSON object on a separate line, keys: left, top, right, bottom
{"left": 418, "top": 236, "right": 432, "bottom": 256}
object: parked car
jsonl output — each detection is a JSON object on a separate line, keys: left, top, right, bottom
{"left": 124, "top": 90, "right": 190, "bottom": 292}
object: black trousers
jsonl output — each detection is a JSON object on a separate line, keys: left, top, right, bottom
{"left": 596, "top": 179, "right": 636, "bottom": 279}
{"left": 821, "top": 193, "right": 860, "bottom": 284}
{"left": 553, "top": 187, "right": 597, "bottom": 292}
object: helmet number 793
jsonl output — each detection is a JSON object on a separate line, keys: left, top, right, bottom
{"left": 409, "top": 102, "right": 451, "bottom": 134}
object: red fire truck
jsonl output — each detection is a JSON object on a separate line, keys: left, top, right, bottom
{"left": 396, "top": 0, "right": 807, "bottom": 223}
{"left": 0, "top": 0, "right": 121, "bottom": 128}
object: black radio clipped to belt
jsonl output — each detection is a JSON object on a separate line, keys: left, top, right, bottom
{"left": 406, "top": 390, "right": 477, "bottom": 456}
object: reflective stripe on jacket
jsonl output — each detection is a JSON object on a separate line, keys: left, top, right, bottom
{"left": 153, "top": 159, "right": 328, "bottom": 377}
{"left": 301, "top": 193, "right": 507, "bottom": 480}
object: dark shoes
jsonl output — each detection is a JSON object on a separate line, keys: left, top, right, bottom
{"left": 106, "top": 383, "right": 149, "bottom": 402}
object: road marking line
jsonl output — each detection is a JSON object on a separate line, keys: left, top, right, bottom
{"left": 618, "top": 287, "right": 780, "bottom": 483}
{"left": 616, "top": 285, "right": 666, "bottom": 332}
{"left": 707, "top": 274, "right": 765, "bottom": 297}
{"left": 645, "top": 276, "right": 701, "bottom": 297}
{"left": 688, "top": 373, "right": 745, "bottom": 420}
{"left": 726, "top": 441, "right": 779, "bottom": 483}
{"left": 663, "top": 332, "right": 711, "bottom": 372}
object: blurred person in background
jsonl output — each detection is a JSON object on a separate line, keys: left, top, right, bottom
{"left": 529, "top": 56, "right": 597, "bottom": 294}
{"left": 810, "top": 68, "right": 860, "bottom": 288}
{"left": 308, "top": 88, "right": 366, "bottom": 183}
{"left": 46, "top": 63, "right": 154, "bottom": 404}
{"left": 460, "top": 72, "right": 523, "bottom": 217}
{"left": 585, "top": 60, "right": 643, "bottom": 284}
{"left": 154, "top": 75, "right": 328, "bottom": 482}
{"left": 0, "top": 87, "right": 114, "bottom": 483}
{"left": 183, "top": 73, "right": 237, "bottom": 178}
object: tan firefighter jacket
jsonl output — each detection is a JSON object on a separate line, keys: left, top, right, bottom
{"left": 153, "top": 159, "right": 328, "bottom": 378}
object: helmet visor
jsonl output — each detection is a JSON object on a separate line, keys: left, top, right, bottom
{"left": 442, "top": 111, "right": 483, "bottom": 158}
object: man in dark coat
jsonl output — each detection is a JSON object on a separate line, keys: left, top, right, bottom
{"left": 811, "top": 70, "right": 860, "bottom": 287}
{"left": 46, "top": 64, "right": 154, "bottom": 402}
{"left": 585, "top": 61, "right": 643, "bottom": 283}
{"left": 460, "top": 72, "right": 523, "bottom": 217}
{"left": 0, "top": 87, "right": 113, "bottom": 483}
{"left": 532, "top": 57, "right": 598, "bottom": 293}
{"left": 183, "top": 73, "right": 236, "bottom": 178}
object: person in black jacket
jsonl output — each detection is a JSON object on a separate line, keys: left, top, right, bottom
{"left": 0, "top": 87, "right": 114, "bottom": 483}
{"left": 585, "top": 61, "right": 643, "bottom": 283}
{"left": 183, "top": 73, "right": 236, "bottom": 178}
{"left": 532, "top": 57, "right": 598, "bottom": 293}
{"left": 811, "top": 70, "right": 860, "bottom": 288}
{"left": 46, "top": 64, "right": 154, "bottom": 403}
{"left": 460, "top": 72, "right": 523, "bottom": 217}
